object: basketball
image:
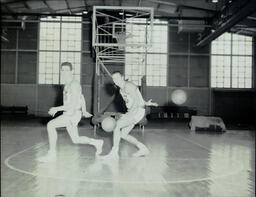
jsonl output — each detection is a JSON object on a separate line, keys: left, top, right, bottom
{"left": 101, "top": 116, "right": 116, "bottom": 132}
{"left": 171, "top": 89, "right": 187, "bottom": 105}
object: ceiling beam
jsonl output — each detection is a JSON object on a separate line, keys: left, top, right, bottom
{"left": 1, "top": 11, "right": 211, "bottom": 20}
{"left": 64, "top": 0, "right": 72, "bottom": 14}
{"left": 83, "top": 0, "right": 87, "bottom": 6}
{"left": 153, "top": 0, "right": 217, "bottom": 11}
{"left": 178, "top": 5, "right": 216, "bottom": 13}
{"left": 247, "top": 16, "right": 256, "bottom": 21}
{"left": 197, "top": 0, "right": 256, "bottom": 47}
{"left": 42, "top": 0, "right": 55, "bottom": 13}
{"left": 144, "top": 0, "right": 176, "bottom": 7}
{"left": 1, "top": 12, "right": 88, "bottom": 17}
{"left": 3, "top": 4, "right": 13, "bottom": 14}
{"left": 23, "top": 1, "right": 30, "bottom": 9}
{"left": 0, "top": 0, "right": 21, "bottom": 5}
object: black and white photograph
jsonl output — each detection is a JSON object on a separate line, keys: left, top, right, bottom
{"left": 1, "top": 0, "right": 255, "bottom": 196}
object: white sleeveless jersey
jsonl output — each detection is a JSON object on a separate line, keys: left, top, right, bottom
{"left": 120, "top": 81, "right": 144, "bottom": 112}
{"left": 63, "top": 80, "right": 83, "bottom": 115}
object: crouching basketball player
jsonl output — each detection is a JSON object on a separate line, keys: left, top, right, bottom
{"left": 101, "top": 72, "right": 158, "bottom": 159}
{"left": 38, "top": 62, "right": 103, "bottom": 162}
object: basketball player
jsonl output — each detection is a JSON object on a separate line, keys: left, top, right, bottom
{"left": 101, "top": 72, "right": 158, "bottom": 158}
{"left": 38, "top": 62, "right": 103, "bottom": 162}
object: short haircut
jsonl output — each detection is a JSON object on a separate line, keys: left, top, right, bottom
{"left": 61, "top": 62, "right": 73, "bottom": 70}
{"left": 112, "top": 71, "right": 123, "bottom": 77}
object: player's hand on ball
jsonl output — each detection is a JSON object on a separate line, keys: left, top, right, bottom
{"left": 115, "top": 113, "right": 123, "bottom": 120}
{"left": 48, "top": 107, "right": 58, "bottom": 116}
{"left": 146, "top": 99, "right": 158, "bottom": 107}
{"left": 83, "top": 111, "right": 93, "bottom": 118}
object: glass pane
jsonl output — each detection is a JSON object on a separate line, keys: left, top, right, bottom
{"left": 231, "top": 56, "right": 252, "bottom": 88}
{"left": 39, "top": 21, "right": 60, "bottom": 50}
{"left": 211, "top": 55, "right": 231, "bottom": 88}
{"left": 211, "top": 33, "right": 231, "bottom": 55}
{"left": 39, "top": 52, "right": 60, "bottom": 84}
{"left": 61, "top": 21, "right": 82, "bottom": 51}
{"left": 232, "top": 34, "right": 252, "bottom": 55}
{"left": 125, "top": 19, "right": 167, "bottom": 86}
{"left": 39, "top": 16, "right": 82, "bottom": 84}
{"left": 211, "top": 33, "right": 252, "bottom": 89}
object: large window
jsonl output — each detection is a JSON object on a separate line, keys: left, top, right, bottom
{"left": 125, "top": 19, "right": 168, "bottom": 86}
{"left": 39, "top": 16, "right": 82, "bottom": 84}
{"left": 211, "top": 33, "right": 253, "bottom": 88}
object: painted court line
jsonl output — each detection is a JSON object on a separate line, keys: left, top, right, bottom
{"left": 4, "top": 141, "right": 245, "bottom": 185}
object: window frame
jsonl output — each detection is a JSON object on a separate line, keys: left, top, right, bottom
{"left": 210, "top": 32, "right": 253, "bottom": 89}
{"left": 125, "top": 19, "right": 168, "bottom": 87}
{"left": 38, "top": 16, "right": 83, "bottom": 85}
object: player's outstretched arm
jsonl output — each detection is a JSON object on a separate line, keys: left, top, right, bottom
{"left": 48, "top": 107, "right": 59, "bottom": 116}
{"left": 145, "top": 99, "right": 158, "bottom": 107}
{"left": 135, "top": 88, "right": 158, "bottom": 107}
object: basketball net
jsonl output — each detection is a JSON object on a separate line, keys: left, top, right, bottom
{"left": 115, "top": 32, "right": 126, "bottom": 50}
{"left": 115, "top": 31, "right": 149, "bottom": 51}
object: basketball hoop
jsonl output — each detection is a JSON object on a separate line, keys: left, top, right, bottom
{"left": 93, "top": 7, "right": 154, "bottom": 49}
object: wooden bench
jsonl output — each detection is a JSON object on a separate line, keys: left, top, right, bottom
{"left": 1, "top": 105, "right": 28, "bottom": 115}
{"left": 148, "top": 106, "right": 197, "bottom": 120}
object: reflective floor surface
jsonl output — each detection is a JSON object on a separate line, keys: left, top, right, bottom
{"left": 1, "top": 117, "right": 255, "bottom": 197}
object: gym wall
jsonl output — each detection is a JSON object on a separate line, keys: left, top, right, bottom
{"left": 1, "top": 19, "right": 255, "bottom": 120}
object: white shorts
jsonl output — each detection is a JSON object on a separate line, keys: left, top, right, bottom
{"left": 119, "top": 108, "right": 145, "bottom": 126}
{"left": 63, "top": 111, "right": 82, "bottom": 126}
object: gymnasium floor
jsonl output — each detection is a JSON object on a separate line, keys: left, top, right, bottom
{"left": 1, "top": 115, "right": 255, "bottom": 197}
